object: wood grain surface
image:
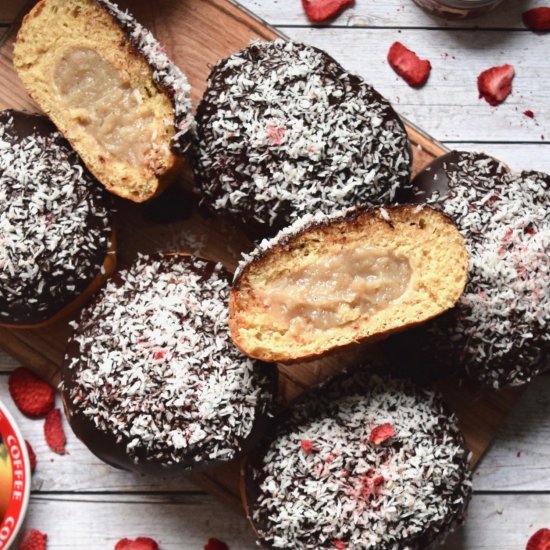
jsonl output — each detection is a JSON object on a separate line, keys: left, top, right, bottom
{"left": 0, "top": 0, "right": 541, "bottom": 540}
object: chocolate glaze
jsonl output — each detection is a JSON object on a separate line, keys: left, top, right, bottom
{"left": 195, "top": 41, "right": 412, "bottom": 239}
{"left": 390, "top": 150, "right": 550, "bottom": 387}
{"left": 243, "top": 367, "right": 472, "bottom": 550}
{"left": 0, "top": 110, "right": 113, "bottom": 326}
{"left": 62, "top": 254, "right": 277, "bottom": 474}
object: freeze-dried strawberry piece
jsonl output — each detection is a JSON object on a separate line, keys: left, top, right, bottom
{"left": 44, "top": 409, "right": 66, "bottom": 455}
{"left": 526, "top": 529, "right": 550, "bottom": 550}
{"left": 522, "top": 7, "right": 550, "bottom": 32}
{"left": 477, "top": 64, "right": 515, "bottom": 106}
{"left": 25, "top": 440, "right": 37, "bottom": 473}
{"left": 114, "top": 538, "right": 159, "bottom": 550}
{"left": 524, "top": 110, "right": 535, "bottom": 119}
{"left": 302, "top": 0, "right": 354, "bottom": 23}
{"left": 204, "top": 539, "right": 229, "bottom": 550}
{"left": 19, "top": 529, "right": 47, "bottom": 550}
{"left": 368, "top": 423, "right": 396, "bottom": 445}
{"left": 387, "top": 42, "right": 431, "bottom": 88}
{"left": 333, "top": 540, "right": 346, "bottom": 550}
{"left": 8, "top": 367, "right": 55, "bottom": 418}
{"left": 300, "top": 439, "right": 314, "bottom": 454}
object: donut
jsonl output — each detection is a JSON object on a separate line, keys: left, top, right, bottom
{"left": 62, "top": 254, "right": 277, "bottom": 473}
{"left": 393, "top": 151, "right": 550, "bottom": 387}
{"left": 195, "top": 40, "right": 412, "bottom": 235}
{"left": 0, "top": 109, "right": 115, "bottom": 328}
{"left": 229, "top": 204, "right": 468, "bottom": 363}
{"left": 14, "top": 0, "right": 194, "bottom": 202}
{"left": 243, "top": 370, "right": 472, "bottom": 549}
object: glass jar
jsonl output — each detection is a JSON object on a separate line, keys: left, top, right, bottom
{"left": 412, "top": 0, "right": 505, "bottom": 19}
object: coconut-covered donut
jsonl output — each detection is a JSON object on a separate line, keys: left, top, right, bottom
{"left": 195, "top": 40, "right": 412, "bottom": 235}
{"left": 393, "top": 151, "right": 550, "bottom": 388}
{"left": 0, "top": 109, "right": 115, "bottom": 328}
{"left": 243, "top": 370, "right": 472, "bottom": 549}
{"left": 62, "top": 254, "right": 277, "bottom": 473}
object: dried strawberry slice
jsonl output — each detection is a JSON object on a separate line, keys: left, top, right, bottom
{"left": 387, "top": 42, "right": 431, "bottom": 88}
{"left": 368, "top": 423, "right": 396, "bottom": 445}
{"left": 526, "top": 529, "right": 550, "bottom": 550}
{"left": 44, "top": 409, "right": 66, "bottom": 455}
{"left": 204, "top": 538, "right": 229, "bottom": 550}
{"left": 115, "top": 537, "right": 159, "bottom": 550}
{"left": 477, "top": 64, "right": 515, "bottom": 106}
{"left": 8, "top": 367, "right": 55, "bottom": 419}
{"left": 302, "top": 0, "right": 354, "bottom": 23}
{"left": 523, "top": 7, "right": 550, "bottom": 32}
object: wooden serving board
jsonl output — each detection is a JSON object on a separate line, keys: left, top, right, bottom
{"left": 0, "top": 0, "right": 523, "bottom": 513}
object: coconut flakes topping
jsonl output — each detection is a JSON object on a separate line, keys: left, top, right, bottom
{"left": 0, "top": 111, "right": 112, "bottom": 324}
{"left": 196, "top": 40, "right": 411, "bottom": 230}
{"left": 416, "top": 152, "right": 550, "bottom": 387}
{"left": 66, "top": 255, "right": 274, "bottom": 466}
{"left": 97, "top": 0, "right": 194, "bottom": 154}
{"left": 248, "top": 373, "right": 472, "bottom": 549}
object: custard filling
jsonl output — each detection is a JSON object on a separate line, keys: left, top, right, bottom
{"left": 255, "top": 247, "right": 412, "bottom": 335}
{"left": 54, "top": 48, "right": 162, "bottom": 167}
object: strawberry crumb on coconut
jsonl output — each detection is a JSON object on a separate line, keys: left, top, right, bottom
{"left": 477, "top": 64, "right": 515, "bottom": 106}
{"left": 333, "top": 540, "right": 346, "bottom": 549}
{"left": 302, "top": 0, "right": 354, "bottom": 22}
{"left": 44, "top": 409, "right": 66, "bottom": 455}
{"left": 522, "top": 7, "right": 550, "bottom": 32}
{"left": 204, "top": 538, "right": 229, "bottom": 550}
{"left": 526, "top": 529, "right": 550, "bottom": 550}
{"left": 8, "top": 367, "right": 55, "bottom": 419}
{"left": 300, "top": 439, "right": 314, "bottom": 454}
{"left": 114, "top": 537, "right": 159, "bottom": 550}
{"left": 19, "top": 529, "right": 47, "bottom": 550}
{"left": 387, "top": 42, "right": 432, "bottom": 88}
{"left": 368, "top": 423, "right": 396, "bottom": 445}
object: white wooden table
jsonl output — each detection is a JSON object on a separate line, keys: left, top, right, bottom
{"left": 1, "top": 0, "right": 550, "bottom": 547}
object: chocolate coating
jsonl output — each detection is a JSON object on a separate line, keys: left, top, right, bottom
{"left": 0, "top": 109, "right": 113, "bottom": 326}
{"left": 63, "top": 254, "right": 277, "bottom": 474}
{"left": 244, "top": 368, "right": 472, "bottom": 549}
{"left": 195, "top": 40, "right": 412, "bottom": 237}
{"left": 391, "top": 150, "right": 550, "bottom": 387}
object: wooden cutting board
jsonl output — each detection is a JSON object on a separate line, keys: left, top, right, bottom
{"left": 0, "top": 0, "right": 522, "bottom": 512}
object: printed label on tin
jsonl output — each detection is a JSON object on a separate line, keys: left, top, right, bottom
{"left": 0, "top": 409, "right": 27, "bottom": 549}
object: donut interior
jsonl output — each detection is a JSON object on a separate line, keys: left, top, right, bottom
{"left": 230, "top": 205, "right": 468, "bottom": 363}
{"left": 14, "top": 0, "right": 182, "bottom": 202}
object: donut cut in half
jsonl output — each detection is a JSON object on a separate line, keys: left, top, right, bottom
{"left": 14, "top": 0, "right": 194, "bottom": 202}
{"left": 229, "top": 205, "right": 468, "bottom": 363}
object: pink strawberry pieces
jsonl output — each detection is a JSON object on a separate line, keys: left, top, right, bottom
{"left": 302, "top": 0, "right": 354, "bottom": 23}
{"left": 387, "top": 42, "right": 431, "bottom": 88}
{"left": 333, "top": 540, "right": 346, "bottom": 550}
{"left": 524, "top": 110, "right": 535, "bottom": 119}
{"left": 44, "top": 409, "right": 66, "bottom": 455}
{"left": 114, "top": 537, "right": 159, "bottom": 550}
{"left": 368, "top": 423, "right": 396, "bottom": 445}
{"left": 477, "top": 64, "right": 515, "bottom": 106}
{"left": 522, "top": 7, "right": 550, "bottom": 32}
{"left": 526, "top": 529, "right": 550, "bottom": 550}
{"left": 8, "top": 367, "right": 55, "bottom": 419}
{"left": 19, "top": 529, "right": 48, "bottom": 550}
{"left": 300, "top": 439, "right": 314, "bottom": 454}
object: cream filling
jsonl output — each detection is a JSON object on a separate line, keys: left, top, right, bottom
{"left": 54, "top": 48, "right": 161, "bottom": 167}
{"left": 256, "top": 246, "right": 412, "bottom": 335}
